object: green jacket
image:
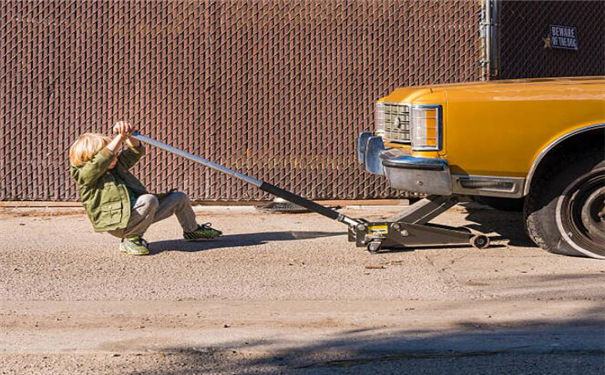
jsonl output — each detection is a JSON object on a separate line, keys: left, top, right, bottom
{"left": 70, "top": 144, "right": 148, "bottom": 232}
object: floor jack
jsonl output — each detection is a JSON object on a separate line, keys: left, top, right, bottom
{"left": 132, "top": 132, "right": 490, "bottom": 253}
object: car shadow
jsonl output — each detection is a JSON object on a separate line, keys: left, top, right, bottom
{"left": 460, "top": 203, "right": 538, "bottom": 247}
{"left": 148, "top": 231, "right": 344, "bottom": 254}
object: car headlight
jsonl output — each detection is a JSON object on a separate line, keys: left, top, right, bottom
{"left": 411, "top": 105, "right": 442, "bottom": 151}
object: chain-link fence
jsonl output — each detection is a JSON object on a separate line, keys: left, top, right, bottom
{"left": 496, "top": 1, "right": 604, "bottom": 79}
{"left": 1, "top": 1, "right": 481, "bottom": 201}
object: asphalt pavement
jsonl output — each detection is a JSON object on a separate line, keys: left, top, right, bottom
{"left": 1, "top": 203, "right": 603, "bottom": 374}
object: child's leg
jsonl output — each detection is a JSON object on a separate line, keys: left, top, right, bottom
{"left": 108, "top": 194, "right": 159, "bottom": 238}
{"left": 152, "top": 191, "right": 198, "bottom": 233}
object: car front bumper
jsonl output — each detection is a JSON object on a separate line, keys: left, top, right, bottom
{"left": 357, "top": 131, "right": 453, "bottom": 196}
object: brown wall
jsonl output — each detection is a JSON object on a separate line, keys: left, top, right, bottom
{"left": 1, "top": 1, "right": 481, "bottom": 201}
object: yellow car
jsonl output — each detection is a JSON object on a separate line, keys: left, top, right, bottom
{"left": 358, "top": 76, "right": 604, "bottom": 259}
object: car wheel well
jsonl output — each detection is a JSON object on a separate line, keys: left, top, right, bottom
{"left": 528, "top": 127, "right": 604, "bottom": 193}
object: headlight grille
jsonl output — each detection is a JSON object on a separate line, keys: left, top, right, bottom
{"left": 382, "top": 103, "right": 411, "bottom": 143}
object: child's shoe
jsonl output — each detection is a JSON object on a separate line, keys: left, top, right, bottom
{"left": 119, "top": 236, "right": 150, "bottom": 255}
{"left": 184, "top": 223, "right": 222, "bottom": 241}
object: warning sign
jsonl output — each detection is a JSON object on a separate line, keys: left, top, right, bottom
{"left": 549, "top": 25, "right": 578, "bottom": 50}
{"left": 368, "top": 225, "right": 389, "bottom": 236}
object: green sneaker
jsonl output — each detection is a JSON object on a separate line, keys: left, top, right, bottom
{"left": 184, "top": 223, "right": 222, "bottom": 241}
{"left": 119, "top": 236, "right": 150, "bottom": 255}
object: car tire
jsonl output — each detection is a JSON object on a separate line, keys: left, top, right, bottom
{"left": 524, "top": 150, "right": 605, "bottom": 259}
{"left": 474, "top": 196, "right": 525, "bottom": 212}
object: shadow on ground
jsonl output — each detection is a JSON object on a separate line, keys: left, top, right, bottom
{"left": 461, "top": 205, "right": 537, "bottom": 247}
{"left": 149, "top": 206, "right": 536, "bottom": 256}
{"left": 149, "top": 231, "right": 344, "bottom": 254}
{"left": 127, "top": 307, "right": 605, "bottom": 375}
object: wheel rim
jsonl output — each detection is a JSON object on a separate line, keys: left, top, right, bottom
{"left": 557, "top": 168, "right": 605, "bottom": 256}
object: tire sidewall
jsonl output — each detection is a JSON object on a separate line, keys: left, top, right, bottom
{"left": 555, "top": 165, "right": 605, "bottom": 259}
{"left": 525, "top": 154, "right": 604, "bottom": 258}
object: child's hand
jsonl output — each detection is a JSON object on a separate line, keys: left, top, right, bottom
{"left": 112, "top": 121, "right": 135, "bottom": 136}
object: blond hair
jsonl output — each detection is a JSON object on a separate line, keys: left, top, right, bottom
{"left": 69, "top": 133, "right": 112, "bottom": 167}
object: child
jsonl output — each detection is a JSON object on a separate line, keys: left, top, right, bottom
{"left": 69, "top": 121, "right": 221, "bottom": 255}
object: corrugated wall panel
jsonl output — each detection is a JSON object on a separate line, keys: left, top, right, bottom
{"left": 1, "top": 1, "right": 481, "bottom": 201}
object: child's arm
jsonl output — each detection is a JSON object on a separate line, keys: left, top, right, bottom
{"left": 70, "top": 134, "right": 125, "bottom": 186}
{"left": 125, "top": 135, "right": 139, "bottom": 148}
{"left": 117, "top": 136, "right": 145, "bottom": 170}
{"left": 116, "top": 122, "right": 145, "bottom": 170}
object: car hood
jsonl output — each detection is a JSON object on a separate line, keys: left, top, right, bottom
{"left": 383, "top": 76, "right": 605, "bottom": 103}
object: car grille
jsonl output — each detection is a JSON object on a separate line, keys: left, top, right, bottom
{"left": 383, "top": 103, "right": 411, "bottom": 143}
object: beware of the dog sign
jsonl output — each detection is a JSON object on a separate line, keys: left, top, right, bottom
{"left": 549, "top": 25, "right": 578, "bottom": 51}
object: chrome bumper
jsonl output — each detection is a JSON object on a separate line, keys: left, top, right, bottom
{"left": 357, "top": 131, "right": 452, "bottom": 195}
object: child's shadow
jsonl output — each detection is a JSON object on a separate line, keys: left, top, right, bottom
{"left": 148, "top": 231, "right": 344, "bottom": 254}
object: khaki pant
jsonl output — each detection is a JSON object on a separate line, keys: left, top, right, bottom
{"left": 108, "top": 192, "right": 198, "bottom": 238}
